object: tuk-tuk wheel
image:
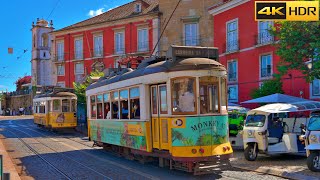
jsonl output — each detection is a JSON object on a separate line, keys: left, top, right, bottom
{"left": 244, "top": 143, "right": 258, "bottom": 161}
{"left": 307, "top": 152, "right": 320, "bottom": 172}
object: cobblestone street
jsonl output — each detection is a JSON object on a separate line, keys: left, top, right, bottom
{"left": 0, "top": 118, "right": 288, "bottom": 180}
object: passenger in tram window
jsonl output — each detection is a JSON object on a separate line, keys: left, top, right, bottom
{"left": 121, "top": 101, "right": 129, "bottom": 119}
{"left": 112, "top": 103, "right": 119, "bottom": 119}
{"left": 105, "top": 103, "right": 111, "bottom": 119}
{"left": 178, "top": 79, "right": 195, "bottom": 112}
{"left": 132, "top": 102, "right": 140, "bottom": 119}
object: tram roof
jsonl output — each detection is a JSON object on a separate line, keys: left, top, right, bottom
{"left": 34, "top": 91, "right": 76, "bottom": 99}
{"left": 87, "top": 57, "right": 225, "bottom": 91}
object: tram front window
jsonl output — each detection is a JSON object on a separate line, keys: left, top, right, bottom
{"left": 172, "top": 77, "right": 196, "bottom": 114}
{"left": 308, "top": 116, "right": 320, "bottom": 131}
{"left": 245, "top": 115, "right": 266, "bottom": 127}
{"left": 53, "top": 99, "right": 61, "bottom": 112}
{"left": 71, "top": 99, "right": 76, "bottom": 112}
{"left": 62, "top": 99, "right": 70, "bottom": 112}
{"left": 199, "top": 76, "right": 219, "bottom": 114}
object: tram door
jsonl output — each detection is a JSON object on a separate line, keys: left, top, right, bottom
{"left": 151, "top": 84, "right": 169, "bottom": 150}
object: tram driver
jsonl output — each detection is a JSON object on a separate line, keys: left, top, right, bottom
{"left": 178, "top": 79, "right": 195, "bottom": 112}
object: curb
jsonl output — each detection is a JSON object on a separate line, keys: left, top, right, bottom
{"left": 232, "top": 164, "right": 319, "bottom": 180}
{"left": 0, "top": 136, "right": 21, "bottom": 180}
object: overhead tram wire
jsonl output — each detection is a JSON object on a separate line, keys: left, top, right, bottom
{"left": 151, "top": 0, "right": 182, "bottom": 55}
{"left": 47, "top": 0, "right": 62, "bottom": 20}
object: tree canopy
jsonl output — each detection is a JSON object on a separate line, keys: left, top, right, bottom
{"left": 250, "top": 78, "right": 284, "bottom": 99}
{"left": 270, "top": 20, "right": 320, "bottom": 81}
{"left": 73, "top": 71, "right": 104, "bottom": 104}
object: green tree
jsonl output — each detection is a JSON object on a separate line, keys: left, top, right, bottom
{"left": 250, "top": 78, "right": 284, "bottom": 99}
{"left": 73, "top": 71, "right": 104, "bottom": 103}
{"left": 270, "top": 19, "right": 320, "bottom": 81}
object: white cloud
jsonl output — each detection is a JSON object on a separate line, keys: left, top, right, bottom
{"left": 88, "top": 8, "right": 105, "bottom": 17}
{"left": 107, "top": 5, "right": 119, "bottom": 11}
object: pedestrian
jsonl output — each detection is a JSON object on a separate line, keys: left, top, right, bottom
{"left": 19, "top": 106, "right": 24, "bottom": 116}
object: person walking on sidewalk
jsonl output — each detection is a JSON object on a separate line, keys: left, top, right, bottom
{"left": 19, "top": 107, "right": 24, "bottom": 116}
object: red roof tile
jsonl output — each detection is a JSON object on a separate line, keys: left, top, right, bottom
{"left": 55, "top": 0, "right": 159, "bottom": 32}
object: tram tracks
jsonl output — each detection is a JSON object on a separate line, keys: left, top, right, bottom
{"left": 16, "top": 126, "right": 159, "bottom": 180}
{"left": 5, "top": 127, "right": 113, "bottom": 180}
{"left": 4, "top": 128, "right": 73, "bottom": 180}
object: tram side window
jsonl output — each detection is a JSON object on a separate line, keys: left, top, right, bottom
{"left": 97, "top": 95, "right": 103, "bottom": 119}
{"left": 130, "top": 87, "right": 140, "bottom": 119}
{"left": 221, "top": 78, "right": 227, "bottom": 110}
{"left": 199, "top": 76, "right": 219, "bottom": 114}
{"left": 159, "top": 85, "right": 168, "bottom": 114}
{"left": 151, "top": 86, "right": 157, "bottom": 114}
{"left": 91, "top": 96, "right": 97, "bottom": 119}
{"left": 62, "top": 99, "right": 70, "bottom": 112}
{"left": 104, "top": 93, "right": 111, "bottom": 119}
{"left": 172, "top": 77, "right": 196, "bottom": 114}
{"left": 111, "top": 91, "right": 119, "bottom": 119}
{"left": 53, "top": 100, "right": 61, "bottom": 112}
{"left": 48, "top": 100, "right": 52, "bottom": 112}
{"left": 71, "top": 99, "right": 77, "bottom": 112}
{"left": 120, "top": 90, "right": 129, "bottom": 119}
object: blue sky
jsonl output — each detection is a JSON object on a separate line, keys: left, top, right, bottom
{"left": 0, "top": 0, "right": 131, "bottom": 92}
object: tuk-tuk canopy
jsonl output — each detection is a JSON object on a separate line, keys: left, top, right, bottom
{"left": 249, "top": 101, "right": 320, "bottom": 114}
{"left": 241, "top": 93, "right": 309, "bottom": 104}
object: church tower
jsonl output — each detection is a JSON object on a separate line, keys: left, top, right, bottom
{"left": 31, "top": 18, "right": 54, "bottom": 86}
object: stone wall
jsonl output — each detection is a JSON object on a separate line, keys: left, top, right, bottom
{"left": 5, "top": 94, "right": 33, "bottom": 114}
{"left": 159, "top": 0, "right": 221, "bottom": 55}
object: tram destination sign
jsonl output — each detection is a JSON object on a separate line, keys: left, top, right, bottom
{"left": 168, "top": 45, "right": 219, "bottom": 61}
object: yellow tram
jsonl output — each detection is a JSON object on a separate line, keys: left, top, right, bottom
{"left": 86, "top": 46, "right": 232, "bottom": 175}
{"left": 33, "top": 89, "right": 77, "bottom": 129}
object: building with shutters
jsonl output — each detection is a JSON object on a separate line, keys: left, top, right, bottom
{"left": 50, "top": 0, "right": 160, "bottom": 88}
{"left": 208, "top": 0, "right": 316, "bottom": 104}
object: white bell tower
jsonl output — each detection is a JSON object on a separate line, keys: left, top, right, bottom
{"left": 31, "top": 18, "right": 54, "bottom": 86}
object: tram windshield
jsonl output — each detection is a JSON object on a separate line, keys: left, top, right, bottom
{"left": 245, "top": 115, "right": 266, "bottom": 127}
{"left": 308, "top": 116, "right": 320, "bottom": 131}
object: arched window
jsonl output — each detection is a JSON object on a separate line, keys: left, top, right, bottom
{"left": 41, "top": 33, "right": 48, "bottom": 47}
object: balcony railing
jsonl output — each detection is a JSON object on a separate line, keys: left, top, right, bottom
{"left": 74, "top": 51, "right": 84, "bottom": 60}
{"left": 226, "top": 40, "right": 239, "bottom": 53}
{"left": 184, "top": 36, "right": 200, "bottom": 46}
{"left": 137, "top": 42, "right": 149, "bottom": 52}
{"left": 114, "top": 47, "right": 125, "bottom": 55}
{"left": 228, "top": 72, "right": 237, "bottom": 81}
{"left": 93, "top": 47, "right": 103, "bottom": 57}
{"left": 261, "top": 67, "right": 272, "bottom": 78}
{"left": 53, "top": 54, "right": 64, "bottom": 62}
{"left": 257, "top": 32, "right": 274, "bottom": 45}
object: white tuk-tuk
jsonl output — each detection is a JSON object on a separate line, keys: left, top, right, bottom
{"left": 305, "top": 111, "right": 320, "bottom": 172}
{"left": 242, "top": 102, "right": 320, "bottom": 161}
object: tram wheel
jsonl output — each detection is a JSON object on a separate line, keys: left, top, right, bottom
{"left": 244, "top": 143, "right": 258, "bottom": 161}
{"left": 307, "top": 151, "right": 320, "bottom": 172}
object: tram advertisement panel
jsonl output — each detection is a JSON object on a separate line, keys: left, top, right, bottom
{"left": 90, "top": 120, "right": 147, "bottom": 150}
{"left": 171, "top": 116, "right": 228, "bottom": 147}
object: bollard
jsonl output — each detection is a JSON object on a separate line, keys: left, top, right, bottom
{"left": 3, "top": 172, "right": 10, "bottom": 180}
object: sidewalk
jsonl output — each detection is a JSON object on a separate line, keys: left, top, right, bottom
{"left": 0, "top": 115, "right": 33, "bottom": 120}
{"left": 0, "top": 136, "right": 21, "bottom": 180}
{"left": 231, "top": 150, "right": 320, "bottom": 180}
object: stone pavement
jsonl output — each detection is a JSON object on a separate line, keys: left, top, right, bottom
{"left": 0, "top": 135, "right": 21, "bottom": 180}
{"left": 231, "top": 150, "right": 320, "bottom": 180}
{"left": 0, "top": 115, "right": 33, "bottom": 120}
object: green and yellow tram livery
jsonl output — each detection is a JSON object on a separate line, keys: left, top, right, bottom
{"left": 86, "top": 46, "right": 232, "bottom": 175}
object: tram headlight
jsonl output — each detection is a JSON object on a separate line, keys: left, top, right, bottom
{"left": 310, "top": 135, "right": 318, "bottom": 143}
